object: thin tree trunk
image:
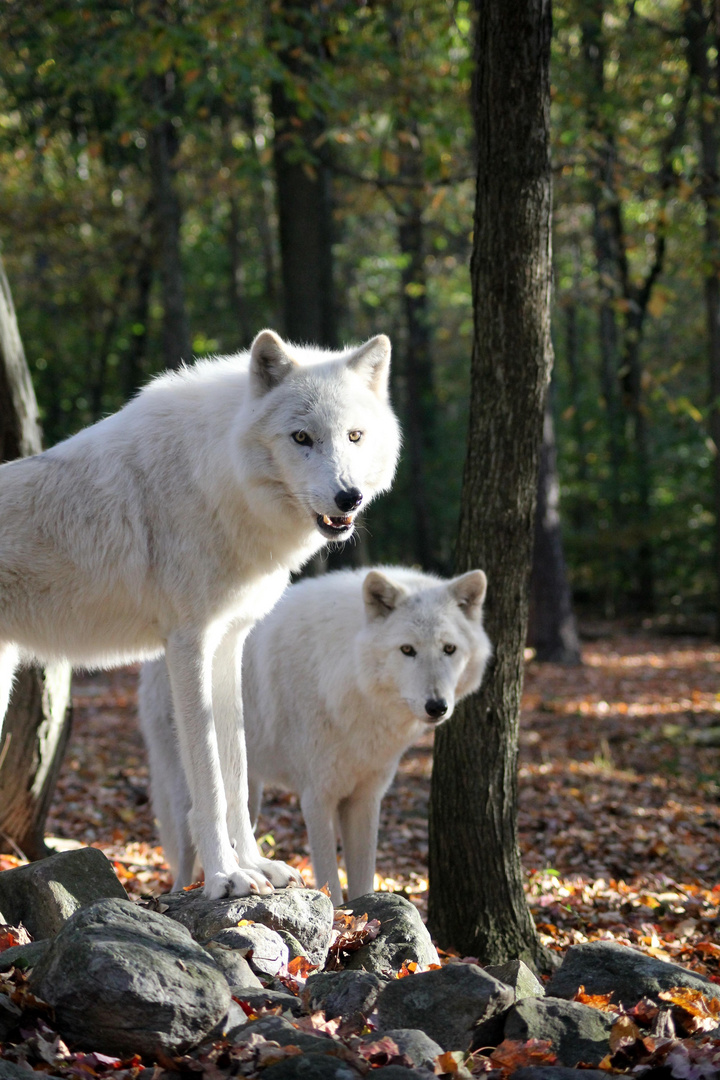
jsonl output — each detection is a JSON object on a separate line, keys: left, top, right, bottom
{"left": 397, "top": 134, "right": 436, "bottom": 570}
{"left": 528, "top": 402, "right": 582, "bottom": 664}
{"left": 0, "top": 255, "right": 72, "bottom": 860}
{"left": 428, "top": 0, "right": 552, "bottom": 969}
{"left": 147, "top": 71, "right": 192, "bottom": 370}
{"left": 686, "top": 0, "right": 720, "bottom": 638}
{"left": 121, "top": 244, "right": 153, "bottom": 402}
{"left": 269, "top": 0, "right": 337, "bottom": 347}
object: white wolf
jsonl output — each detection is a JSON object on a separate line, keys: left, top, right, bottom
{"left": 0, "top": 330, "right": 400, "bottom": 899}
{"left": 139, "top": 566, "right": 492, "bottom": 905}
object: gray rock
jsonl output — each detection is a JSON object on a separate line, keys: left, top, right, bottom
{"left": 484, "top": 959, "right": 544, "bottom": 1001}
{"left": 376, "top": 962, "right": 514, "bottom": 1051}
{"left": 340, "top": 893, "right": 439, "bottom": 974}
{"left": 470, "top": 958, "right": 547, "bottom": 1049}
{"left": 162, "top": 887, "right": 333, "bottom": 966}
{"left": 546, "top": 939, "right": 720, "bottom": 1009}
{"left": 305, "top": 970, "right": 388, "bottom": 1031}
{"left": 202, "top": 940, "right": 264, "bottom": 987}
{"left": 0, "top": 1064, "right": 51, "bottom": 1080}
{"left": 361, "top": 1028, "right": 443, "bottom": 1070}
{"left": 277, "top": 929, "right": 307, "bottom": 961}
{"left": 229, "top": 988, "right": 303, "bottom": 1017}
{"left": 503, "top": 997, "right": 617, "bottom": 1068}
{"left": 0, "top": 939, "right": 50, "bottom": 972}
{"left": 510, "top": 1071, "right": 609, "bottom": 1080}
{"left": 210, "top": 924, "right": 289, "bottom": 979}
{"left": 263, "top": 1055, "right": 361, "bottom": 1080}
{"left": 29, "top": 897, "right": 231, "bottom": 1056}
{"left": 0, "top": 848, "right": 128, "bottom": 940}
{"left": 205, "top": 998, "right": 248, "bottom": 1043}
{"left": 240, "top": 1014, "right": 346, "bottom": 1055}
{"left": 0, "top": 992, "right": 22, "bottom": 1041}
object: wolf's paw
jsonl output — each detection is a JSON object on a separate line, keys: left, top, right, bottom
{"left": 203, "top": 867, "right": 274, "bottom": 900}
{"left": 253, "top": 856, "right": 303, "bottom": 889}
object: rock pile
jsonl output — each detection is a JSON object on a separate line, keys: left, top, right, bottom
{"left": 1, "top": 848, "right": 720, "bottom": 1078}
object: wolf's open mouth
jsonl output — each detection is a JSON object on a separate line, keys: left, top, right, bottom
{"left": 316, "top": 513, "right": 354, "bottom": 540}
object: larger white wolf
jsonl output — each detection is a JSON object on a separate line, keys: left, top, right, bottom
{"left": 0, "top": 330, "right": 400, "bottom": 899}
{"left": 139, "top": 566, "right": 492, "bottom": 905}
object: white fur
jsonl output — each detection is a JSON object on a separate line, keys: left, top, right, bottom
{"left": 0, "top": 330, "right": 400, "bottom": 899}
{"left": 139, "top": 566, "right": 491, "bottom": 905}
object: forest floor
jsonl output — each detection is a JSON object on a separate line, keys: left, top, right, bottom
{"left": 4, "top": 621, "right": 720, "bottom": 977}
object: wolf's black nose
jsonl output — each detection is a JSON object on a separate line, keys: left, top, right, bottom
{"left": 335, "top": 487, "right": 363, "bottom": 513}
{"left": 425, "top": 697, "right": 448, "bottom": 719}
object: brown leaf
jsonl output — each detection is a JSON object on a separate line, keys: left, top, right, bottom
{"left": 488, "top": 1038, "right": 556, "bottom": 1071}
{"left": 574, "top": 984, "right": 617, "bottom": 1011}
{"left": 0, "top": 923, "right": 32, "bottom": 952}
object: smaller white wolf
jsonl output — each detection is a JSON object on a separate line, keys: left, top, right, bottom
{"left": 139, "top": 566, "right": 492, "bottom": 905}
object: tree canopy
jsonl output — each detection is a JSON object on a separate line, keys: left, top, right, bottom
{"left": 0, "top": 0, "right": 718, "bottom": 614}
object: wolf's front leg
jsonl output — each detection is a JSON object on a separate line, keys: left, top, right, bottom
{"left": 212, "top": 627, "right": 301, "bottom": 890}
{"left": 165, "top": 628, "right": 272, "bottom": 899}
{"left": 338, "top": 781, "right": 384, "bottom": 903}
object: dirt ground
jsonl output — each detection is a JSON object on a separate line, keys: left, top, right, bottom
{"left": 5, "top": 623, "right": 720, "bottom": 977}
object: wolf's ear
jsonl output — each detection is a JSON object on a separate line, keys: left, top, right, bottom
{"left": 250, "top": 330, "right": 298, "bottom": 395}
{"left": 363, "top": 570, "right": 407, "bottom": 620}
{"left": 449, "top": 570, "right": 487, "bottom": 620}
{"left": 346, "top": 335, "right": 391, "bottom": 398}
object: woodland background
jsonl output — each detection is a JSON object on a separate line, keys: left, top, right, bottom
{"left": 0, "top": 0, "right": 718, "bottom": 623}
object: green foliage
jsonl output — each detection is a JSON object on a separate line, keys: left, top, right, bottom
{"left": 0, "top": 0, "right": 718, "bottom": 609}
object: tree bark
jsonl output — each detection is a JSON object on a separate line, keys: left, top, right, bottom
{"left": 685, "top": 0, "right": 720, "bottom": 638}
{"left": 396, "top": 126, "right": 437, "bottom": 571}
{"left": 427, "top": 0, "right": 552, "bottom": 968}
{"left": 528, "top": 403, "right": 582, "bottom": 664}
{"left": 269, "top": 0, "right": 337, "bottom": 348}
{"left": 147, "top": 70, "right": 192, "bottom": 370}
{"left": 0, "top": 255, "right": 72, "bottom": 860}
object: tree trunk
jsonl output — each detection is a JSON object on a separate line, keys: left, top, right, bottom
{"left": 528, "top": 402, "right": 582, "bottom": 664}
{"left": 396, "top": 128, "right": 437, "bottom": 571}
{"left": 147, "top": 71, "right": 192, "bottom": 370}
{"left": 269, "top": 0, "right": 337, "bottom": 347}
{"left": 427, "top": 0, "right": 552, "bottom": 969}
{"left": 685, "top": 0, "right": 720, "bottom": 639}
{"left": 0, "top": 255, "right": 72, "bottom": 860}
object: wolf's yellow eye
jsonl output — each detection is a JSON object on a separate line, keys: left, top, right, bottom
{"left": 292, "top": 431, "right": 313, "bottom": 447}
{"left": 443, "top": 643, "right": 457, "bottom": 655}
{"left": 400, "top": 644, "right": 417, "bottom": 657}
{"left": 348, "top": 430, "right": 363, "bottom": 443}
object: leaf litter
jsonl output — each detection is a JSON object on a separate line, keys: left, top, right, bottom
{"left": 4, "top": 626, "right": 720, "bottom": 1075}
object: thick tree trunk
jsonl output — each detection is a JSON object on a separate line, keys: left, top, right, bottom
{"left": 269, "top": 0, "right": 337, "bottom": 347}
{"left": 0, "top": 255, "right": 72, "bottom": 860}
{"left": 528, "top": 404, "right": 582, "bottom": 664}
{"left": 427, "top": 0, "right": 552, "bottom": 968}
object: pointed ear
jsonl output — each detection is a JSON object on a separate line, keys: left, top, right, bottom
{"left": 363, "top": 569, "right": 407, "bottom": 620}
{"left": 346, "top": 334, "right": 391, "bottom": 398}
{"left": 449, "top": 570, "right": 487, "bottom": 620}
{"left": 250, "top": 330, "right": 298, "bottom": 395}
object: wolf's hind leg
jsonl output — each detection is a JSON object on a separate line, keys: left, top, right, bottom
{"left": 301, "top": 790, "right": 343, "bottom": 906}
{"left": 338, "top": 782, "right": 383, "bottom": 903}
{"left": 247, "top": 776, "right": 264, "bottom": 831}
{"left": 0, "top": 642, "right": 20, "bottom": 735}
